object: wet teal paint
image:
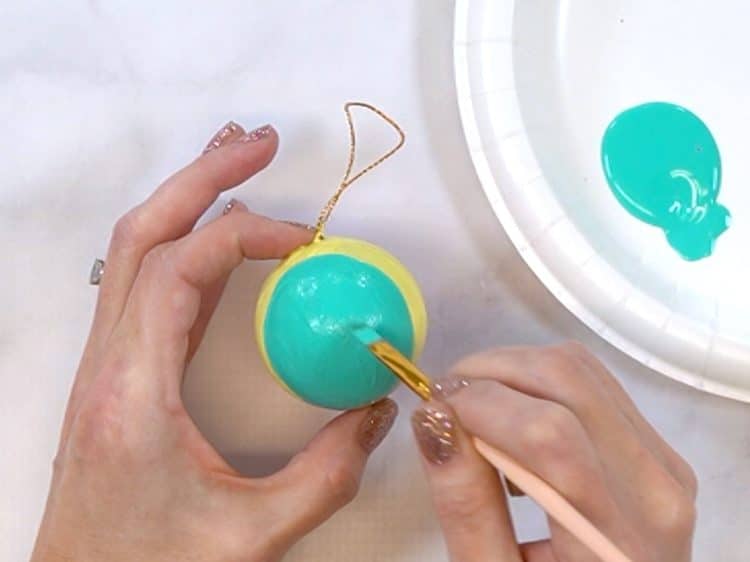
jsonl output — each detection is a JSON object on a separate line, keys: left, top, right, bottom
{"left": 263, "top": 254, "right": 413, "bottom": 410}
{"left": 601, "top": 102, "right": 730, "bottom": 260}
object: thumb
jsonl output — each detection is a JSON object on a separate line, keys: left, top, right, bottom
{"left": 259, "top": 399, "right": 398, "bottom": 541}
{"left": 411, "top": 399, "right": 521, "bottom": 562}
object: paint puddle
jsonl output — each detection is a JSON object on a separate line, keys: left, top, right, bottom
{"left": 601, "top": 102, "right": 730, "bottom": 260}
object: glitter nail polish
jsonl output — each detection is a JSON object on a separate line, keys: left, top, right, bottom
{"left": 411, "top": 405, "right": 458, "bottom": 465}
{"left": 240, "top": 124, "right": 273, "bottom": 143}
{"left": 203, "top": 121, "right": 240, "bottom": 153}
{"left": 357, "top": 399, "right": 398, "bottom": 453}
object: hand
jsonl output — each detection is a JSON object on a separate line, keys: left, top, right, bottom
{"left": 411, "top": 344, "right": 697, "bottom": 562}
{"left": 32, "top": 122, "right": 398, "bottom": 562}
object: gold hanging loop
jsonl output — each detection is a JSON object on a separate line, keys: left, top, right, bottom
{"left": 314, "top": 102, "right": 405, "bottom": 239}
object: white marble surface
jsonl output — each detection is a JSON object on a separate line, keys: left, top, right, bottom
{"left": 1, "top": 1, "right": 748, "bottom": 560}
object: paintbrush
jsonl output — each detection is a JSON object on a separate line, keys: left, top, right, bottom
{"left": 352, "top": 326, "right": 632, "bottom": 562}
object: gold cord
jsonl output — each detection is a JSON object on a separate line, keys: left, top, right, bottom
{"left": 314, "top": 102, "right": 405, "bottom": 238}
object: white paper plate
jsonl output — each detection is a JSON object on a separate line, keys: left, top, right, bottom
{"left": 454, "top": 0, "right": 750, "bottom": 402}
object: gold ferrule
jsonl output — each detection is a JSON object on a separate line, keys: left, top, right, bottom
{"left": 369, "top": 340, "right": 432, "bottom": 401}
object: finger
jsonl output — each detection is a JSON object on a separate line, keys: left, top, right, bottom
{"left": 453, "top": 343, "right": 693, "bottom": 492}
{"left": 445, "top": 379, "right": 643, "bottom": 560}
{"left": 257, "top": 400, "right": 398, "bottom": 545}
{"left": 202, "top": 120, "right": 247, "bottom": 154}
{"left": 119, "top": 210, "right": 314, "bottom": 388}
{"left": 570, "top": 345, "right": 698, "bottom": 496}
{"left": 60, "top": 124, "right": 270, "bottom": 449}
{"left": 92, "top": 122, "right": 275, "bottom": 344}
{"left": 450, "top": 346, "right": 645, "bottom": 458}
{"left": 519, "top": 541, "right": 557, "bottom": 562}
{"left": 186, "top": 198, "right": 248, "bottom": 361}
{"left": 411, "top": 400, "right": 521, "bottom": 562}
{"left": 448, "top": 346, "right": 692, "bottom": 528}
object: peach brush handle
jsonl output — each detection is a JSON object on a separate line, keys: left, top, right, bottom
{"left": 472, "top": 437, "right": 633, "bottom": 562}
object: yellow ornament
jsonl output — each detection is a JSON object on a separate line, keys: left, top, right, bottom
{"left": 254, "top": 102, "right": 426, "bottom": 409}
{"left": 256, "top": 236, "right": 426, "bottom": 409}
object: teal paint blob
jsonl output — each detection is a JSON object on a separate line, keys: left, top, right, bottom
{"left": 263, "top": 254, "right": 413, "bottom": 410}
{"left": 352, "top": 326, "right": 383, "bottom": 346}
{"left": 601, "top": 102, "right": 730, "bottom": 260}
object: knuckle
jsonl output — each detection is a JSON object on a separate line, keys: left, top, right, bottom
{"left": 652, "top": 495, "right": 696, "bottom": 537}
{"left": 549, "top": 464, "right": 590, "bottom": 504}
{"left": 111, "top": 207, "right": 147, "bottom": 249}
{"left": 433, "top": 483, "right": 495, "bottom": 527}
{"left": 520, "top": 411, "right": 601, "bottom": 505}
{"left": 137, "top": 245, "right": 199, "bottom": 328}
{"left": 682, "top": 463, "right": 699, "bottom": 498}
{"left": 519, "top": 404, "right": 580, "bottom": 456}
{"left": 51, "top": 450, "right": 67, "bottom": 475}
{"left": 670, "top": 456, "right": 699, "bottom": 498}
{"left": 539, "top": 347, "right": 580, "bottom": 379}
{"left": 140, "top": 244, "right": 170, "bottom": 272}
{"left": 536, "top": 347, "right": 598, "bottom": 409}
{"left": 139, "top": 245, "right": 182, "bottom": 287}
{"left": 558, "top": 340, "right": 591, "bottom": 360}
{"left": 323, "top": 463, "right": 361, "bottom": 507}
{"left": 449, "top": 350, "right": 494, "bottom": 375}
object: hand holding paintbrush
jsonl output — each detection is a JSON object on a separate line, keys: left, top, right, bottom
{"left": 354, "top": 328, "right": 696, "bottom": 562}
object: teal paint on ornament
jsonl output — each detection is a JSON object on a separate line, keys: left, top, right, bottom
{"left": 601, "top": 102, "right": 730, "bottom": 260}
{"left": 262, "top": 253, "right": 414, "bottom": 410}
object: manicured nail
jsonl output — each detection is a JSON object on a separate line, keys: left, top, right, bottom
{"left": 223, "top": 198, "right": 239, "bottom": 215}
{"left": 357, "top": 399, "right": 398, "bottom": 453}
{"left": 411, "top": 403, "right": 459, "bottom": 465}
{"left": 203, "top": 121, "right": 241, "bottom": 154}
{"left": 282, "top": 220, "right": 317, "bottom": 231}
{"left": 240, "top": 124, "right": 273, "bottom": 143}
{"left": 432, "top": 376, "right": 471, "bottom": 400}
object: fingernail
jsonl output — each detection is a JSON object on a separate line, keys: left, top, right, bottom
{"left": 432, "top": 376, "right": 471, "bottom": 400}
{"left": 357, "top": 399, "right": 398, "bottom": 453}
{"left": 282, "top": 220, "right": 317, "bottom": 231}
{"left": 411, "top": 403, "right": 459, "bottom": 465}
{"left": 223, "top": 198, "right": 241, "bottom": 215}
{"left": 240, "top": 124, "right": 274, "bottom": 143}
{"left": 203, "top": 120, "right": 241, "bottom": 154}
